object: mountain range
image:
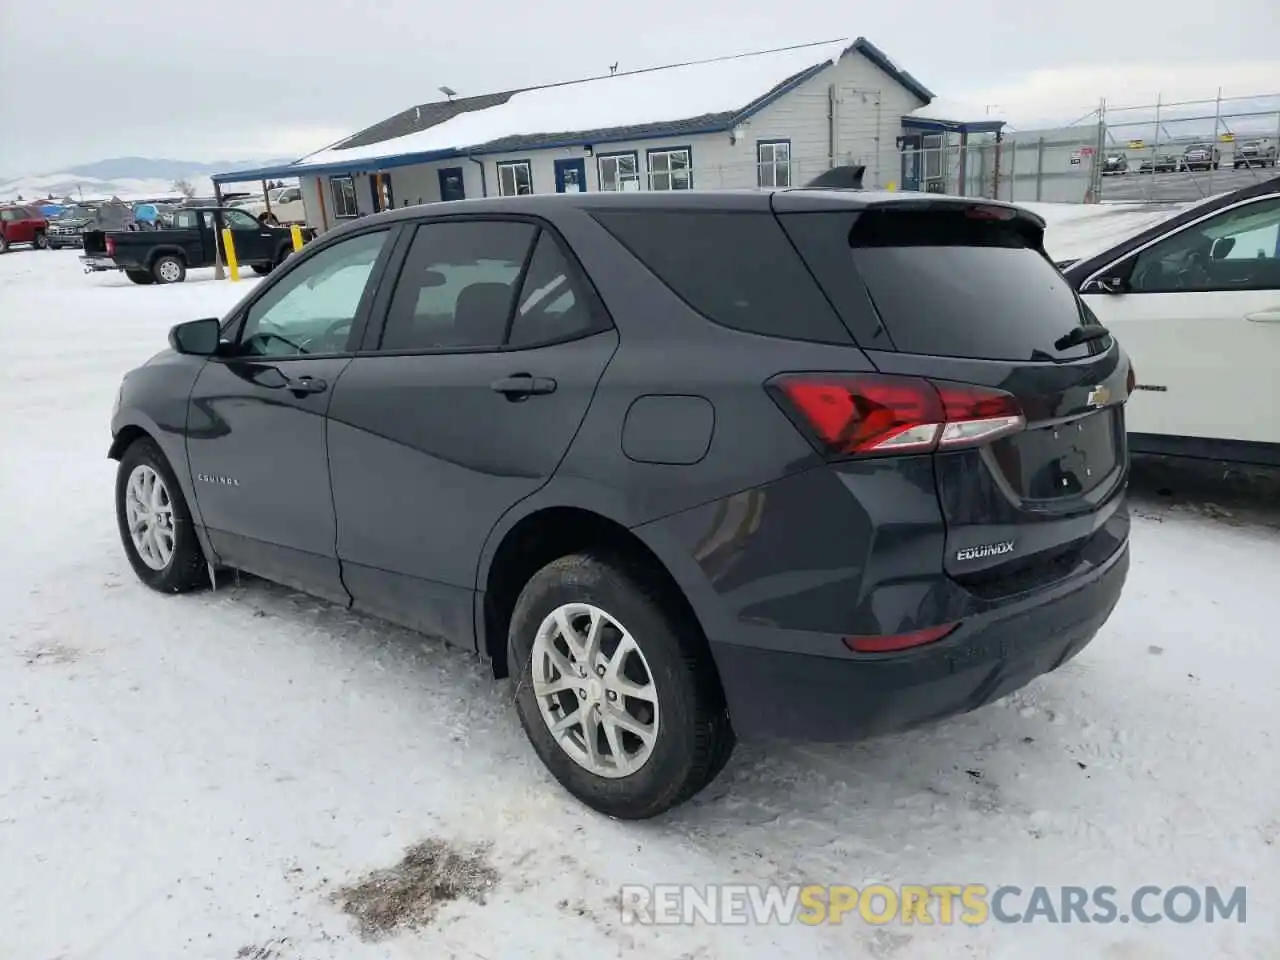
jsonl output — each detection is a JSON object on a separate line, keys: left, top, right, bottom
{"left": 0, "top": 156, "right": 295, "bottom": 203}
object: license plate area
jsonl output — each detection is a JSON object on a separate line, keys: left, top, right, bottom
{"left": 992, "top": 410, "right": 1120, "bottom": 500}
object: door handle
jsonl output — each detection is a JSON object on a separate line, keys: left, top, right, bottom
{"left": 1244, "top": 308, "right": 1280, "bottom": 324}
{"left": 286, "top": 375, "right": 327, "bottom": 396}
{"left": 490, "top": 373, "right": 558, "bottom": 400}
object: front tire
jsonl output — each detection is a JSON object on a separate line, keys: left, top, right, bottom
{"left": 33, "top": 231, "right": 49, "bottom": 250}
{"left": 251, "top": 263, "right": 272, "bottom": 276}
{"left": 508, "top": 552, "right": 734, "bottom": 819}
{"left": 152, "top": 254, "right": 186, "bottom": 284}
{"left": 115, "top": 437, "right": 207, "bottom": 593}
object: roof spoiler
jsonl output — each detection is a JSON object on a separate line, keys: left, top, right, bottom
{"left": 803, "top": 165, "right": 866, "bottom": 190}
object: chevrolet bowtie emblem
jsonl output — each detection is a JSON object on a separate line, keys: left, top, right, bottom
{"left": 1086, "top": 385, "right": 1110, "bottom": 409}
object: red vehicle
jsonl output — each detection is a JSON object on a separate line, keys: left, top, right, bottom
{"left": 0, "top": 205, "right": 50, "bottom": 253}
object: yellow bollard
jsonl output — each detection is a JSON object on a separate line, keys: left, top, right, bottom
{"left": 220, "top": 228, "right": 240, "bottom": 282}
{"left": 290, "top": 224, "right": 304, "bottom": 252}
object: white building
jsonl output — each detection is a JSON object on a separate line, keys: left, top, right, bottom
{"left": 213, "top": 37, "right": 1004, "bottom": 232}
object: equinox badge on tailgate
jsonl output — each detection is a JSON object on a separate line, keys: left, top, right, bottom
{"left": 956, "top": 540, "right": 1015, "bottom": 561}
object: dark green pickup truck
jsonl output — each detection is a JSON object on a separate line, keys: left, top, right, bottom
{"left": 80, "top": 206, "right": 314, "bottom": 284}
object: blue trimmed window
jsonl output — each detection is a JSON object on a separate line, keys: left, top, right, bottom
{"left": 496, "top": 160, "right": 534, "bottom": 196}
{"left": 647, "top": 147, "right": 692, "bottom": 190}
{"left": 597, "top": 151, "right": 640, "bottom": 191}
{"left": 329, "top": 175, "right": 359, "bottom": 218}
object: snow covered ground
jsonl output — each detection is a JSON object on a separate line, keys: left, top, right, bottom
{"left": 1028, "top": 200, "right": 1193, "bottom": 264}
{"left": 3, "top": 248, "right": 1277, "bottom": 960}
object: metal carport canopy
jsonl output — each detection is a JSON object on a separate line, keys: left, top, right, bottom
{"left": 211, "top": 149, "right": 468, "bottom": 184}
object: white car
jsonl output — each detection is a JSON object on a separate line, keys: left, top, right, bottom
{"left": 232, "top": 186, "right": 306, "bottom": 225}
{"left": 1060, "top": 176, "right": 1280, "bottom": 465}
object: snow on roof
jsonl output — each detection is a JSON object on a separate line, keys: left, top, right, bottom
{"left": 296, "top": 39, "right": 852, "bottom": 168}
{"left": 908, "top": 97, "right": 1007, "bottom": 124}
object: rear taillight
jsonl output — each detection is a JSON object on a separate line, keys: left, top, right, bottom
{"left": 105, "top": 237, "right": 115, "bottom": 257}
{"left": 1125, "top": 363, "right": 1136, "bottom": 397}
{"left": 768, "top": 373, "right": 1025, "bottom": 459}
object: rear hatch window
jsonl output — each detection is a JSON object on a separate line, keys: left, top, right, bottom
{"left": 778, "top": 206, "right": 1099, "bottom": 362}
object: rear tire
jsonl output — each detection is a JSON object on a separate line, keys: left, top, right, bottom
{"left": 152, "top": 254, "right": 186, "bottom": 284}
{"left": 115, "top": 437, "right": 207, "bottom": 593}
{"left": 126, "top": 269, "right": 154, "bottom": 285}
{"left": 0, "top": 235, "right": 8, "bottom": 254}
{"left": 508, "top": 551, "right": 734, "bottom": 819}
{"left": 251, "top": 263, "right": 272, "bottom": 276}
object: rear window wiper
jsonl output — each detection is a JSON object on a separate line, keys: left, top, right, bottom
{"left": 1054, "top": 324, "right": 1111, "bottom": 351}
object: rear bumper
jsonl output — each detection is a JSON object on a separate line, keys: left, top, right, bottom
{"left": 80, "top": 256, "right": 118, "bottom": 271}
{"left": 711, "top": 540, "right": 1128, "bottom": 741}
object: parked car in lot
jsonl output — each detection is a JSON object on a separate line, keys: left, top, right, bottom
{"left": 82, "top": 206, "right": 306, "bottom": 283}
{"left": 108, "top": 190, "right": 1133, "bottom": 818}
{"left": 47, "top": 202, "right": 102, "bottom": 248}
{"left": 1061, "top": 174, "right": 1280, "bottom": 465}
{"left": 1181, "top": 143, "right": 1221, "bottom": 171}
{"left": 231, "top": 185, "right": 306, "bottom": 225}
{"left": 1101, "top": 152, "right": 1129, "bottom": 175}
{"left": 1138, "top": 152, "right": 1180, "bottom": 174}
{"left": 1234, "top": 138, "right": 1277, "bottom": 168}
{"left": 0, "top": 205, "right": 50, "bottom": 252}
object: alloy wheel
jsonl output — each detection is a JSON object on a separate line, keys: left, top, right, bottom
{"left": 530, "top": 602, "right": 660, "bottom": 779}
{"left": 124, "top": 464, "right": 176, "bottom": 571}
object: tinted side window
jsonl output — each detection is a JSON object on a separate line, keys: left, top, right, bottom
{"left": 508, "top": 231, "right": 601, "bottom": 347}
{"left": 239, "top": 230, "right": 389, "bottom": 357}
{"left": 591, "top": 210, "right": 852, "bottom": 344}
{"left": 379, "top": 220, "right": 535, "bottom": 351}
{"left": 175, "top": 210, "right": 197, "bottom": 229}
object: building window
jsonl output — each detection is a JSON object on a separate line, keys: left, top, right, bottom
{"left": 330, "top": 175, "right": 359, "bottom": 218}
{"left": 497, "top": 160, "right": 534, "bottom": 197}
{"left": 757, "top": 140, "right": 792, "bottom": 187}
{"left": 598, "top": 152, "right": 641, "bottom": 192}
{"left": 647, "top": 147, "right": 692, "bottom": 191}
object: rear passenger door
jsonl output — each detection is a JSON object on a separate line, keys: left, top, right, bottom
{"left": 326, "top": 217, "right": 619, "bottom": 646}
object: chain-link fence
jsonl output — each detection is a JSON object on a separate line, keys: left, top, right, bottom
{"left": 1094, "top": 93, "right": 1280, "bottom": 201}
{"left": 880, "top": 91, "right": 1279, "bottom": 205}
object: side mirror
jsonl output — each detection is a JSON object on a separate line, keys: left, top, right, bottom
{"left": 169, "top": 317, "right": 222, "bottom": 355}
{"left": 1211, "top": 236, "right": 1235, "bottom": 260}
{"left": 1085, "top": 275, "right": 1127, "bottom": 295}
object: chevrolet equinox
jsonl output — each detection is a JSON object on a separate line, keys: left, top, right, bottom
{"left": 110, "top": 189, "right": 1133, "bottom": 819}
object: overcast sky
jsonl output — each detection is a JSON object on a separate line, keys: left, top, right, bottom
{"left": 2, "top": 0, "right": 1277, "bottom": 174}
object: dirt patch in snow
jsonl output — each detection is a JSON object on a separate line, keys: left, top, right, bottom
{"left": 333, "top": 839, "right": 499, "bottom": 941}
{"left": 22, "top": 642, "right": 81, "bottom": 666}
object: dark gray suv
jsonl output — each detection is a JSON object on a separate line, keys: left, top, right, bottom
{"left": 109, "top": 190, "right": 1133, "bottom": 818}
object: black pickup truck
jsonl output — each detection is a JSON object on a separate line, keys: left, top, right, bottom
{"left": 81, "top": 206, "right": 312, "bottom": 284}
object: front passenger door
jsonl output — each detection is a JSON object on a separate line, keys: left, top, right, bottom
{"left": 187, "top": 227, "right": 396, "bottom": 601}
{"left": 221, "top": 207, "right": 275, "bottom": 264}
{"left": 1083, "top": 196, "right": 1280, "bottom": 445}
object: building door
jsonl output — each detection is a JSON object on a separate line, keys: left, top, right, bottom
{"left": 900, "top": 134, "right": 922, "bottom": 191}
{"left": 554, "top": 158, "right": 587, "bottom": 193}
{"left": 370, "top": 173, "right": 395, "bottom": 212}
{"left": 438, "top": 167, "right": 465, "bottom": 202}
